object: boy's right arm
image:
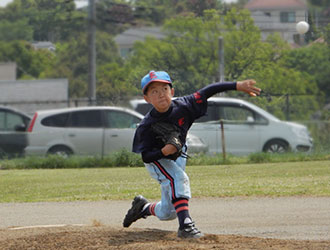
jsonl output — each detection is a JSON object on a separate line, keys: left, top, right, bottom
{"left": 198, "top": 80, "right": 260, "bottom": 99}
{"left": 141, "top": 149, "right": 164, "bottom": 163}
{"left": 141, "top": 144, "right": 178, "bottom": 163}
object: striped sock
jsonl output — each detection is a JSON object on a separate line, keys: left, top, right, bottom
{"left": 148, "top": 202, "right": 157, "bottom": 216}
{"left": 142, "top": 202, "right": 157, "bottom": 216}
{"left": 173, "top": 198, "right": 191, "bottom": 229}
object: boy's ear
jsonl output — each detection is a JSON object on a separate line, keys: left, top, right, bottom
{"left": 171, "top": 87, "right": 174, "bottom": 97}
{"left": 143, "top": 95, "right": 150, "bottom": 103}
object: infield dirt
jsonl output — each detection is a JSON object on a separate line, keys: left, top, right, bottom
{"left": 1, "top": 225, "right": 330, "bottom": 250}
{"left": 1, "top": 197, "right": 330, "bottom": 249}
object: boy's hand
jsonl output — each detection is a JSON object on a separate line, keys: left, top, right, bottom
{"left": 161, "top": 144, "right": 178, "bottom": 156}
{"left": 236, "top": 80, "right": 261, "bottom": 97}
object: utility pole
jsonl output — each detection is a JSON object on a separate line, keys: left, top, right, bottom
{"left": 218, "top": 37, "right": 226, "bottom": 161}
{"left": 88, "top": 0, "right": 96, "bottom": 105}
{"left": 218, "top": 36, "right": 225, "bottom": 82}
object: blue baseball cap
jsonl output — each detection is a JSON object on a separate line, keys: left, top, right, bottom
{"left": 141, "top": 70, "right": 172, "bottom": 94}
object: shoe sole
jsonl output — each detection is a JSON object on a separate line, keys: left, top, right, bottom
{"left": 177, "top": 232, "right": 204, "bottom": 239}
{"left": 123, "top": 196, "right": 147, "bottom": 228}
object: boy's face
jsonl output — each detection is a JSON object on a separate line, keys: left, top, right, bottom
{"left": 144, "top": 81, "right": 174, "bottom": 113}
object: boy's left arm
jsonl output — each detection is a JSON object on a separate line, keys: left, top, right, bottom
{"left": 236, "top": 79, "right": 261, "bottom": 97}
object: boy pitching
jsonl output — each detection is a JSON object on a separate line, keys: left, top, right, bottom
{"left": 123, "top": 70, "right": 261, "bottom": 238}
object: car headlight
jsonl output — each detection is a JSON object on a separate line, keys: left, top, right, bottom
{"left": 291, "top": 127, "right": 310, "bottom": 139}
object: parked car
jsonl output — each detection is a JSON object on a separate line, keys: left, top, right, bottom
{"left": 25, "top": 106, "right": 207, "bottom": 157}
{"left": 129, "top": 97, "right": 313, "bottom": 155}
{"left": 0, "top": 106, "right": 31, "bottom": 158}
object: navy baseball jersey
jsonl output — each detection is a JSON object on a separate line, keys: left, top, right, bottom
{"left": 132, "top": 81, "right": 237, "bottom": 163}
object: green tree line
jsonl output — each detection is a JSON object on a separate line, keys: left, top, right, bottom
{"left": 0, "top": 0, "right": 329, "bottom": 121}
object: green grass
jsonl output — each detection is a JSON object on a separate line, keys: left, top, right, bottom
{"left": 1, "top": 161, "right": 329, "bottom": 203}
{"left": 1, "top": 151, "right": 329, "bottom": 170}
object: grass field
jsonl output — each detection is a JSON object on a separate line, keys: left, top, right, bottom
{"left": 0, "top": 161, "right": 329, "bottom": 203}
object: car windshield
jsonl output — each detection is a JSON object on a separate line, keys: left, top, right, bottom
{"left": 243, "top": 101, "right": 280, "bottom": 121}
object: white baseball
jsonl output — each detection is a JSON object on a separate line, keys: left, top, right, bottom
{"left": 296, "top": 21, "right": 309, "bottom": 34}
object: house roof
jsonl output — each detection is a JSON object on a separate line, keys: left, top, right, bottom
{"left": 31, "top": 41, "right": 56, "bottom": 51}
{"left": 245, "top": 0, "right": 307, "bottom": 10}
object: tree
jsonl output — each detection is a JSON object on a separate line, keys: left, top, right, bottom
{"left": 96, "top": 0, "right": 133, "bottom": 35}
{"left": 185, "top": 0, "right": 220, "bottom": 17}
{"left": 222, "top": 8, "right": 320, "bottom": 120}
{"left": 0, "top": 19, "right": 33, "bottom": 42}
{"left": 131, "top": 0, "right": 177, "bottom": 25}
{"left": 222, "top": 8, "right": 263, "bottom": 80}
{"left": 97, "top": 63, "right": 138, "bottom": 104}
{"left": 324, "top": 23, "right": 330, "bottom": 45}
{"left": 0, "top": 40, "right": 53, "bottom": 79}
{"left": 131, "top": 0, "right": 224, "bottom": 25}
{"left": 42, "top": 32, "right": 125, "bottom": 99}
{"left": 0, "top": 0, "right": 86, "bottom": 42}
{"left": 126, "top": 8, "right": 320, "bottom": 119}
{"left": 308, "top": 0, "right": 329, "bottom": 8}
{"left": 282, "top": 43, "right": 330, "bottom": 102}
{"left": 127, "top": 10, "right": 222, "bottom": 96}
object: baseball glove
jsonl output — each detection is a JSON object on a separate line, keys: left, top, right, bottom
{"left": 151, "top": 122, "right": 183, "bottom": 160}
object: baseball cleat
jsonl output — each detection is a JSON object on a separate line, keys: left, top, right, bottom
{"left": 177, "top": 222, "right": 204, "bottom": 239}
{"left": 123, "top": 195, "right": 149, "bottom": 228}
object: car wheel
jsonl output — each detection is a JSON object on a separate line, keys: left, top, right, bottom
{"left": 263, "top": 139, "right": 289, "bottom": 153}
{"left": 48, "top": 146, "right": 73, "bottom": 158}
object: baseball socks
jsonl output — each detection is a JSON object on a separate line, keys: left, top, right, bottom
{"left": 173, "top": 198, "right": 191, "bottom": 227}
{"left": 142, "top": 198, "right": 193, "bottom": 226}
{"left": 141, "top": 202, "right": 157, "bottom": 217}
{"left": 173, "top": 198, "right": 203, "bottom": 238}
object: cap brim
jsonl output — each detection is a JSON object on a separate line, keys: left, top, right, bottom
{"left": 143, "top": 80, "right": 172, "bottom": 93}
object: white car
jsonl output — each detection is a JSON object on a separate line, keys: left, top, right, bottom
{"left": 130, "top": 97, "right": 313, "bottom": 155}
{"left": 25, "top": 106, "right": 206, "bottom": 157}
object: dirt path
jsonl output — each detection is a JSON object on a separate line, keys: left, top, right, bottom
{"left": 1, "top": 197, "right": 330, "bottom": 242}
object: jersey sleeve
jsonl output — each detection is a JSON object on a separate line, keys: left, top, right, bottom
{"left": 132, "top": 123, "right": 149, "bottom": 153}
{"left": 132, "top": 123, "right": 165, "bottom": 163}
{"left": 176, "top": 91, "right": 208, "bottom": 121}
{"left": 198, "top": 81, "right": 237, "bottom": 99}
{"left": 176, "top": 81, "right": 237, "bottom": 121}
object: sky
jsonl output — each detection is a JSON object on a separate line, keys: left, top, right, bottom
{"left": 0, "top": 0, "right": 239, "bottom": 8}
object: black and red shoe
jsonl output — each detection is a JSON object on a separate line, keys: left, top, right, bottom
{"left": 177, "top": 222, "right": 203, "bottom": 238}
{"left": 123, "top": 195, "right": 149, "bottom": 228}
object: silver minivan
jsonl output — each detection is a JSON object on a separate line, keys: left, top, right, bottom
{"left": 130, "top": 97, "right": 313, "bottom": 155}
{"left": 25, "top": 106, "right": 207, "bottom": 157}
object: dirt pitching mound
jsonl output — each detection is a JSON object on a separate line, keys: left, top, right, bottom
{"left": 1, "top": 225, "right": 329, "bottom": 250}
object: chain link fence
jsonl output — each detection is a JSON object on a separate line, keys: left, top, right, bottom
{"left": 1, "top": 93, "right": 329, "bottom": 153}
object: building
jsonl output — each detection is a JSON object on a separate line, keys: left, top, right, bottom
{"left": 31, "top": 41, "right": 56, "bottom": 52}
{"left": 114, "top": 26, "right": 165, "bottom": 58}
{"left": 0, "top": 79, "right": 68, "bottom": 114}
{"left": 0, "top": 62, "right": 16, "bottom": 81}
{"left": 245, "top": 0, "right": 308, "bottom": 44}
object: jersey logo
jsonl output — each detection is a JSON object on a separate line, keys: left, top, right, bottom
{"left": 193, "top": 91, "right": 203, "bottom": 104}
{"left": 178, "top": 117, "right": 185, "bottom": 126}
